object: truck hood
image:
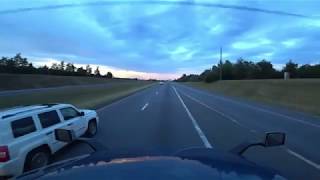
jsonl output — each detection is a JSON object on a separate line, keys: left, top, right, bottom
{"left": 18, "top": 148, "right": 287, "bottom": 180}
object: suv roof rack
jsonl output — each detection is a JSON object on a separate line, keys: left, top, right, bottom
{"left": 39, "top": 103, "right": 58, "bottom": 107}
{"left": 1, "top": 103, "right": 59, "bottom": 119}
{"left": 22, "top": 103, "right": 58, "bottom": 107}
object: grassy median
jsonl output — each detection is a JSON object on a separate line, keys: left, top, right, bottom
{"left": 0, "top": 81, "right": 153, "bottom": 110}
{"left": 0, "top": 73, "right": 136, "bottom": 91}
{"left": 185, "top": 79, "right": 320, "bottom": 116}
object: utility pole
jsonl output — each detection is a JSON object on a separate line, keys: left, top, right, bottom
{"left": 219, "top": 47, "right": 223, "bottom": 80}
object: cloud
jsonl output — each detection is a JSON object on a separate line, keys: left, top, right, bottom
{"left": 0, "top": 0, "right": 312, "bottom": 18}
{"left": 208, "top": 24, "right": 224, "bottom": 35}
{"left": 281, "top": 38, "right": 302, "bottom": 48}
{"left": 0, "top": 0, "right": 319, "bottom": 79}
{"left": 232, "top": 38, "right": 272, "bottom": 50}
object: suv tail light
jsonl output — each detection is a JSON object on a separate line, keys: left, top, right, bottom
{"left": 0, "top": 146, "right": 10, "bottom": 162}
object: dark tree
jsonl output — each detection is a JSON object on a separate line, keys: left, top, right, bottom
{"left": 94, "top": 66, "right": 101, "bottom": 77}
{"left": 13, "top": 53, "right": 29, "bottom": 67}
{"left": 65, "top": 63, "right": 76, "bottom": 74}
{"left": 38, "top": 65, "right": 49, "bottom": 74}
{"left": 199, "top": 69, "right": 211, "bottom": 81}
{"left": 298, "top": 64, "right": 320, "bottom": 78}
{"left": 76, "top": 67, "right": 87, "bottom": 76}
{"left": 86, "top": 65, "right": 92, "bottom": 76}
{"left": 221, "top": 60, "right": 234, "bottom": 80}
{"left": 205, "top": 70, "right": 219, "bottom": 83}
{"left": 106, "top": 72, "right": 113, "bottom": 79}
{"left": 51, "top": 63, "right": 59, "bottom": 70}
{"left": 176, "top": 74, "right": 187, "bottom": 82}
{"left": 0, "top": 53, "right": 115, "bottom": 78}
{"left": 255, "top": 60, "right": 276, "bottom": 79}
{"left": 58, "top": 61, "right": 65, "bottom": 71}
{"left": 4, "top": 58, "right": 16, "bottom": 73}
{"left": 283, "top": 60, "right": 298, "bottom": 78}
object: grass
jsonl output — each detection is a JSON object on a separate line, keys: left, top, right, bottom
{"left": 185, "top": 79, "right": 320, "bottom": 116}
{"left": 0, "top": 73, "right": 135, "bottom": 91}
{"left": 0, "top": 81, "right": 153, "bottom": 110}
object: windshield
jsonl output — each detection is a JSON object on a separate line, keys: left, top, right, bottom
{"left": 0, "top": 1, "right": 320, "bottom": 180}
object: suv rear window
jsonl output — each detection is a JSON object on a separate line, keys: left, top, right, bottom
{"left": 11, "top": 117, "right": 36, "bottom": 138}
{"left": 38, "top": 110, "right": 61, "bottom": 128}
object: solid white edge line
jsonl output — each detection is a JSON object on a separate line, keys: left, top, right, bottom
{"left": 286, "top": 149, "right": 320, "bottom": 170}
{"left": 181, "top": 91, "right": 248, "bottom": 130}
{"left": 141, "top": 103, "right": 149, "bottom": 111}
{"left": 172, "top": 86, "right": 213, "bottom": 149}
{"left": 180, "top": 84, "right": 320, "bottom": 128}
{"left": 179, "top": 86, "right": 320, "bottom": 171}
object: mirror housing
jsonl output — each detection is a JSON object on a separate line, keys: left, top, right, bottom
{"left": 55, "top": 129, "right": 108, "bottom": 152}
{"left": 230, "top": 132, "right": 286, "bottom": 156}
{"left": 55, "top": 129, "right": 75, "bottom": 143}
{"left": 265, "top": 132, "right": 286, "bottom": 147}
{"left": 79, "top": 111, "right": 85, "bottom": 116}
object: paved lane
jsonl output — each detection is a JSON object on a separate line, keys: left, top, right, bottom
{"left": 56, "top": 82, "right": 320, "bottom": 180}
{"left": 95, "top": 83, "right": 204, "bottom": 154}
{"left": 174, "top": 83, "right": 320, "bottom": 180}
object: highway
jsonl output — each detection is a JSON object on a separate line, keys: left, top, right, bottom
{"left": 55, "top": 82, "right": 320, "bottom": 180}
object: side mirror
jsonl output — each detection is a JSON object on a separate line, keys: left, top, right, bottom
{"left": 265, "top": 132, "right": 286, "bottom": 147}
{"left": 230, "top": 132, "right": 286, "bottom": 156}
{"left": 55, "top": 129, "right": 108, "bottom": 152}
{"left": 79, "top": 112, "right": 85, "bottom": 116}
{"left": 54, "top": 129, "right": 75, "bottom": 143}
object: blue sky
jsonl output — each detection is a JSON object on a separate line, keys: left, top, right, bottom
{"left": 0, "top": 0, "right": 319, "bottom": 79}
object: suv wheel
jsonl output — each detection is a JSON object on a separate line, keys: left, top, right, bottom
{"left": 85, "top": 120, "right": 97, "bottom": 137}
{"left": 24, "top": 149, "right": 50, "bottom": 172}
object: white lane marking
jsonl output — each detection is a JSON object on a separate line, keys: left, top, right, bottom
{"left": 180, "top": 91, "right": 248, "bottom": 130}
{"left": 156, "top": 91, "right": 159, "bottom": 95}
{"left": 97, "top": 84, "right": 155, "bottom": 112}
{"left": 179, "top": 85, "right": 320, "bottom": 171}
{"left": 181, "top": 85, "right": 320, "bottom": 128}
{"left": 172, "top": 86, "right": 213, "bottom": 149}
{"left": 255, "top": 107, "right": 320, "bottom": 128}
{"left": 141, "top": 103, "right": 149, "bottom": 111}
{"left": 286, "top": 148, "right": 320, "bottom": 170}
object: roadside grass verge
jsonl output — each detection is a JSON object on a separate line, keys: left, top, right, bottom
{"left": 0, "top": 73, "right": 136, "bottom": 91}
{"left": 0, "top": 82, "right": 153, "bottom": 110}
{"left": 185, "top": 79, "right": 320, "bottom": 116}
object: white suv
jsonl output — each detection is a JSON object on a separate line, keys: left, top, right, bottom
{"left": 0, "top": 103, "right": 99, "bottom": 178}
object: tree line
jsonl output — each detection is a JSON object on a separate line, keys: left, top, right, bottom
{"left": 0, "top": 53, "right": 113, "bottom": 78}
{"left": 176, "top": 59, "right": 320, "bottom": 83}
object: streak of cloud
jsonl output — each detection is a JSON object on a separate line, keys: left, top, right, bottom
{"left": 0, "top": 0, "right": 311, "bottom": 18}
{"left": 0, "top": 0, "right": 319, "bottom": 79}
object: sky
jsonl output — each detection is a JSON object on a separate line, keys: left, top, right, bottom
{"left": 0, "top": 0, "right": 320, "bottom": 79}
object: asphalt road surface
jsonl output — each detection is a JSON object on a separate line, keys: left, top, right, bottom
{"left": 55, "top": 82, "right": 320, "bottom": 180}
